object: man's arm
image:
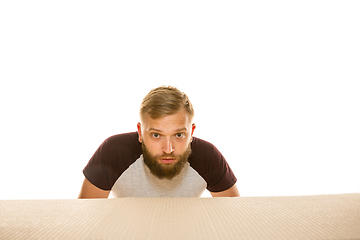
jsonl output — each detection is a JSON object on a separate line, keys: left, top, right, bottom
{"left": 210, "top": 184, "right": 240, "bottom": 197}
{"left": 78, "top": 178, "right": 111, "bottom": 199}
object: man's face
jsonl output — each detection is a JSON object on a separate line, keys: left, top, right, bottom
{"left": 137, "top": 109, "right": 196, "bottom": 179}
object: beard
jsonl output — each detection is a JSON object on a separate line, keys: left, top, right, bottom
{"left": 142, "top": 142, "right": 192, "bottom": 180}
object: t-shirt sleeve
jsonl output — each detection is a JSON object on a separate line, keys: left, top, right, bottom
{"left": 83, "top": 138, "right": 113, "bottom": 190}
{"left": 83, "top": 132, "right": 142, "bottom": 191}
{"left": 189, "top": 138, "right": 237, "bottom": 193}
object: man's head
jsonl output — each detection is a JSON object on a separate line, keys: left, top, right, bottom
{"left": 137, "top": 86, "right": 196, "bottom": 180}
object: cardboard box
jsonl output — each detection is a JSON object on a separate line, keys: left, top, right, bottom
{"left": 1, "top": 193, "right": 359, "bottom": 239}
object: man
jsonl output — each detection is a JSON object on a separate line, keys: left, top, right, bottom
{"left": 78, "top": 86, "right": 239, "bottom": 198}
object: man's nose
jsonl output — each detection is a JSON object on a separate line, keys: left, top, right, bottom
{"left": 163, "top": 138, "right": 174, "bottom": 154}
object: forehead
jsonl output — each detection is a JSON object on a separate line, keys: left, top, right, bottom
{"left": 143, "top": 110, "right": 192, "bottom": 132}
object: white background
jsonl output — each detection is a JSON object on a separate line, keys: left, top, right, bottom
{"left": 1, "top": 1, "right": 359, "bottom": 199}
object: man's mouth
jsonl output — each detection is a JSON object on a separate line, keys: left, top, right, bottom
{"left": 159, "top": 157, "right": 177, "bottom": 164}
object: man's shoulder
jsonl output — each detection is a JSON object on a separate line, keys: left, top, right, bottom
{"left": 105, "top": 132, "right": 139, "bottom": 143}
{"left": 190, "top": 137, "right": 223, "bottom": 164}
{"left": 191, "top": 136, "right": 217, "bottom": 152}
{"left": 102, "top": 132, "right": 141, "bottom": 151}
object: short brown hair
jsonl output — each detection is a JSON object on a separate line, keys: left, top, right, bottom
{"left": 140, "top": 86, "right": 194, "bottom": 121}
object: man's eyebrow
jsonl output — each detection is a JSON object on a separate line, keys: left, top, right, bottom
{"left": 147, "top": 127, "right": 188, "bottom": 132}
{"left": 175, "top": 127, "right": 188, "bottom": 132}
{"left": 148, "top": 128, "right": 162, "bottom": 132}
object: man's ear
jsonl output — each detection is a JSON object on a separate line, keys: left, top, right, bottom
{"left": 190, "top": 123, "right": 196, "bottom": 142}
{"left": 191, "top": 123, "right": 196, "bottom": 136}
{"left": 137, "top": 122, "right": 142, "bottom": 143}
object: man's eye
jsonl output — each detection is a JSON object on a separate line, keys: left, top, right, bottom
{"left": 152, "top": 133, "right": 160, "bottom": 138}
{"left": 176, "top": 133, "right": 185, "bottom": 138}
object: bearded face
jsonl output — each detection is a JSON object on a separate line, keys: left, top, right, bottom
{"left": 142, "top": 142, "right": 192, "bottom": 180}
